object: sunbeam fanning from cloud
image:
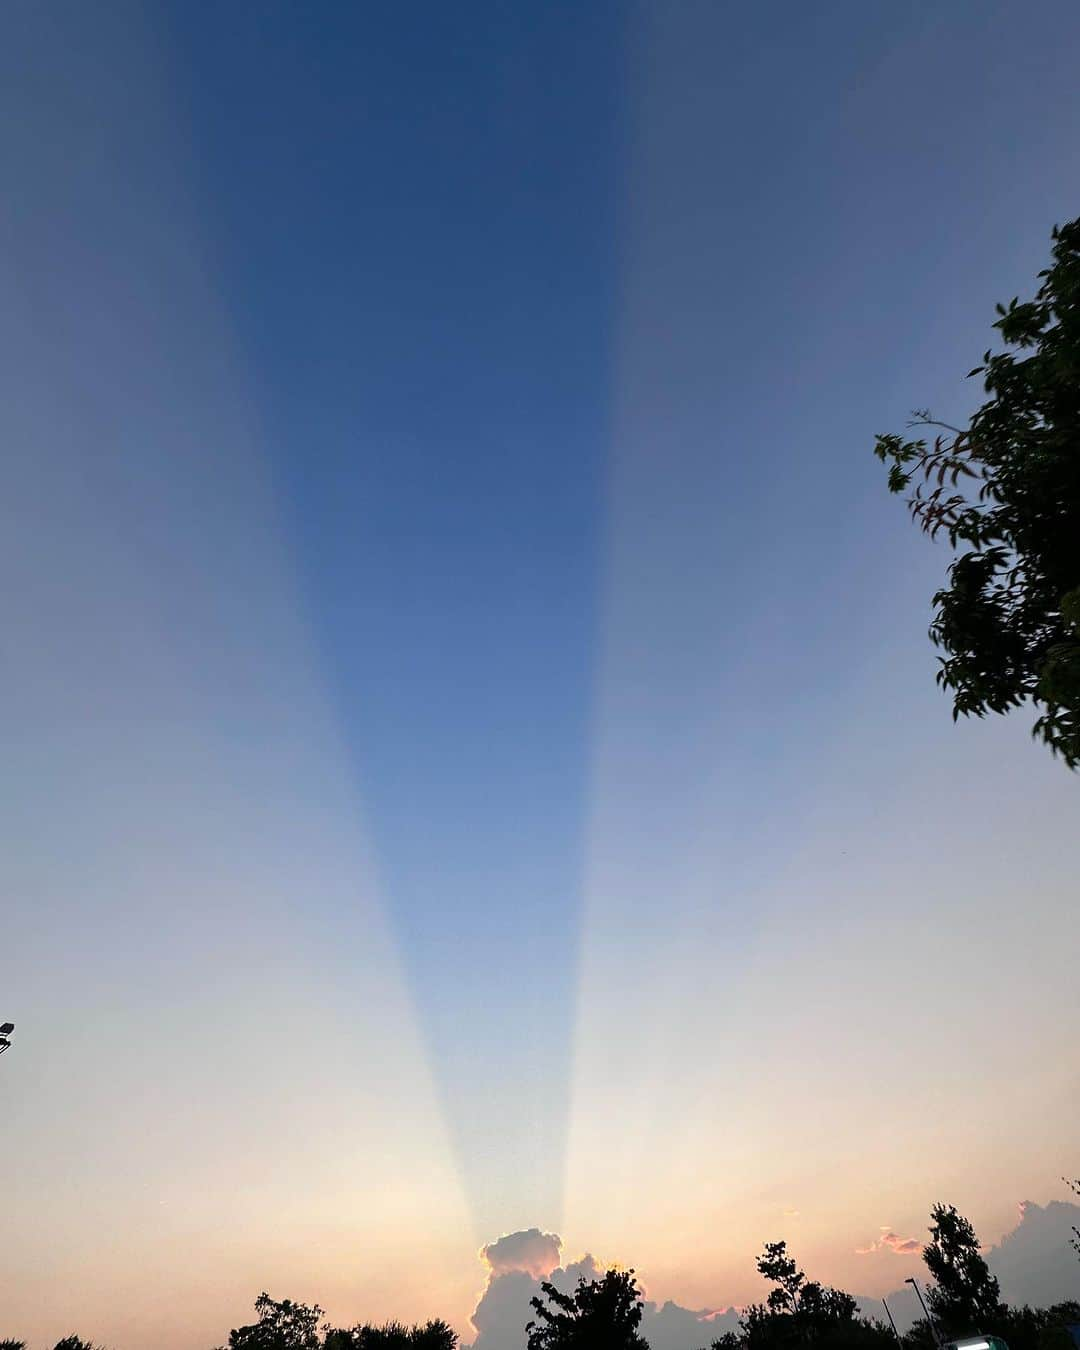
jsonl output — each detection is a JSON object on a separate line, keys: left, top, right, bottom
{"left": 5, "top": 3, "right": 1080, "bottom": 1347}
{"left": 0, "top": 7, "right": 471, "bottom": 1347}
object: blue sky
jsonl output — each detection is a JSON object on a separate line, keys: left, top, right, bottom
{"left": 2, "top": 3, "right": 1080, "bottom": 1346}
{"left": 162, "top": 0, "right": 624, "bottom": 1218}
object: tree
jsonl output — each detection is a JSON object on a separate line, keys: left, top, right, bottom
{"left": 744, "top": 1242, "right": 890, "bottom": 1350}
{"left": 922, "top": 1203, "right": 1003, "bottom": 1335}
{"left": 757, "top": 1242, "right": 807, "bottom": 1317}
{"left": 1065, "top": 1178, "right": 1080, "bottom": 1262}
{"left": 873, "top": 217, "right": 1080, "bottom": 768}
{"left": 227, "top": 1293, "right": 324, "bottom": 1350}
{"left": 52, "top": 1339, "right": 97, "bottom": 1350}
{"left": 994, "top": 1301, "right": 1080, "bottom": 1350}
{"left": 0, "top": 1341, "right": 27, "bottom": 1350}
{"left": 526, "top": 1268, "right": 649, "bottom": 1350}
{"left": 326, "top": 1322, "right": 457, "bottom": 1350}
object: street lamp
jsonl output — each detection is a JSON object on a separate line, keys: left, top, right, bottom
{"left": 906, "top": 1278, "right": 942, "bottom": 1347}
{"left": 0, "top": 1021, "right": 14, "bottom": 1056}
{"left": 882, "top": 1298, "right": 903, "bottom": 1349}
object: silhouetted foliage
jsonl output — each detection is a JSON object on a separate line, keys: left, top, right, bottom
{"left": 757, "top": 1241, "right": 808, "bottom": 1317}
{"left": 324, "top": 1321, "right": 457, "bottom": 1350}
{"left": 526, "top": 1268, "right": 648, "bottom": 1350}
{"left": 227, "top": 1294, "right": 324, "bottom": 1350}
{"left": 904, "top": 1300, "right": 1080, "bottom": 1350}
{"left": 898, "top": 1320, "right": 937, "bottom": 1350}
{"left": 874, "top": 216, "right": 1080, "bottom": 767}
{"left": 1066, "top": 1178, "right": 1080, "bottom": 1262}
{"left": 922, "top": 1203, "right": 1003, "bottom": 1336}
{"left": 0, "top": 1340, "right": 96, "bottom": 1350}
{"left": 992, "top": 1301, "right": 1080, "bottom": 1350}
{"left": 742, "top": 1242, "right": 892, "bottom": 1350}
{"left": 34, "top": 1198, "right": 1080, "bottom": 1350}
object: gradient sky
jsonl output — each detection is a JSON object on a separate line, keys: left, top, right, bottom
{"left": 2, "top": 3, "right": 1079, "bottom": 1348}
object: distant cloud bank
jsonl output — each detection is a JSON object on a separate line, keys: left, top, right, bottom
{"left": 468, "top": 1232, "right": 740, "bottom": 1350}
{"left": 469, "top": 1200, "right": 1080, "bottom": 1349}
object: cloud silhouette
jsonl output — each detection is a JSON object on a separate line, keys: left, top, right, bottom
{"left": 856, "top": 1227, "right": 921, "bottom": 1256}
{"left": 472, "top": 1202, "right": 1080, "bottom": 1349}
{"left": 481, "top": 1229, "right": 563, "bottom": 1279}
{"left": 987, "top": 1199, "right": 1080, "bottom": 1310}
{"left": 470, "top": 1268, "right": 543, "bottom": 1349}
{"left": 468, "top": 1233, "right": 741, "bottom": 1350}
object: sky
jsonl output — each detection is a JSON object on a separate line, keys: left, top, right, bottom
{"left": 1, "top": 2, "right": 1079, "bottom": 1347}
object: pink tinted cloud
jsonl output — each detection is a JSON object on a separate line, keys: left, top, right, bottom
{"left": 856, "top": 1228, "right": 921, "bottom": 1256}
{"left": 480, "top": 1227, "right": 562, "bottom": 1278}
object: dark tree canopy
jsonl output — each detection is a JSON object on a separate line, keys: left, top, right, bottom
{"left": 526, "top": 1268, "right": 649, "bottom": 1350}
{"left": 227, "top": 1294, "right": 324, "bottom": 1350}
{"left": 757, "top": 1241, "right": 807, "bottom": 1317}
{"left": 742, "top": 1241, "right": 891, "bottom": 1350}
{"left": 325, "top": 1321, "right": 457, "bottom": 1350}
{"left": 874, "top": 217, "right": 1080, "bottom": 767}
{"left": 1066, "top": 1178, "right": 1080, "bottom": 1263}
{"left": 991, "top": 1301, "right": 1080, "bottom": 1350}
{"left": 922, "top": 1203, "right": 1003, "bottom": 1336}
{"left": 221, "top": 1300, "right": 456, "bottom": 1350}
{"left": 0, "top": 1338, "right": 97, "bottom": 1350}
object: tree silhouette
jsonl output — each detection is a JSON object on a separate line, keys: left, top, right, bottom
{"left": 990, "top": 1300, "right": 1080, "bottom": 1350}
{"left": 526, "top": 1268, "right": 649, "bottom": 1350}
{"left": 757, "top": 1242, "right": 807, "bottom": 1317}
{"left": 922, "top": 1203, "right": 1003, "bottom": 1335}
{"left": 325, "top": 1321, "right": 457, "bottom": 1350}
{"left": 1, "top": 1338, "right": 97, "bottom": 1350}
{"left": 1065, "top": 1178, "right": 1080, "bottom": 1262}
{"left": 873, "top": 216, "right": 1080, "bottom": 767}
{"left": 744, "top": 1241, "right": 891, "bottom": 1350}
{"left": 221, "top": 1297, "right": 457, "bottom": 1350}
{"left": 226, "top": 1294, "right": 324, "bottom": 1350}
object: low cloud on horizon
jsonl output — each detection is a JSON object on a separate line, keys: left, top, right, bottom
{"left": 469, "top": 1201, "right": 1080, "bottom": 1350}
{"left": 468, "top": 1232, "right": 740, "bottom": 1350}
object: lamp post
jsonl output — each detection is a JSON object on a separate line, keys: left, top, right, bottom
{"left": 906, "top": 1278, "right": 941, "bottom": 1347}
{"left": 0, "top": 1021, "right": 14, "bottom": 1056}
{"left": 883, "top": 1298, "right": 903, "bottom": 1349}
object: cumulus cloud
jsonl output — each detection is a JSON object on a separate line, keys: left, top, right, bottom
{"left": 471, "top": 1201, "right": 1080, "bottom": 1349}
{"left": 987, "top": 1199, "right": 1080, "bottom": 1310}
{"left": 469, "top": 1244, "right": 602, "bottom": 1350}
{"left": 468, "top": 1231, "right": 740, "bottom": 1350}
{"left": 856, "top": 1227, "right": 921, "bottom": 1256}
{"left": 470, "top": 1268, "right": 542, "bottom": 1350}
{"left": 646, "top": 1301, "right": 742, "bottom": 1350}
{"left": 481, "top": 1229, "right": 563, "bottom": 1279}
